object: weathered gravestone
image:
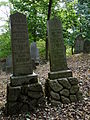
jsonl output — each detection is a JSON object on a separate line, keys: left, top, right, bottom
{"left": 6, "top": 55, "right": 12, "bottom": 73}
{"left": 6, "top": 13, "right": 44, "bottom": 115}
{"left": 74, "top": 34, "right": 84, "bottom": 54}
{"left": 45, "top": 17, "right": 82, "bottom": 105}
{"left": 83, "top": 40, "right": 90, "bottom": 53}
{"left": 30, "top": 42, "right": 40, "bottom": 67}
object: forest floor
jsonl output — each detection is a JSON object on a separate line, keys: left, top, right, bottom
{"left": 0, "top": 53, "right": 90, "bottom": 120}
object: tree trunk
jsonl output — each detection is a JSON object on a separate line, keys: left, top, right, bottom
{"left": 45, "top": 0, "right": 52, "bottom": 60}
{"left": 71, "top": 46, "right": 74, "bottom": 55}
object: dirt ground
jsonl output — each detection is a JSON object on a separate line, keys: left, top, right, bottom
{"left": 0, "top": 53, "right": 90, "bottom": 120}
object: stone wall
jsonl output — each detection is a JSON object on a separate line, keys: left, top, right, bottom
{"left": 45, "top": 77, "right": 82, "bottom": 106}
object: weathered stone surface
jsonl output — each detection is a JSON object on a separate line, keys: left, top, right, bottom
{"left": 83, "top": 40, "right": 90, "bottom": 53}
{"left": 10, "top": 12, "right": 33, "bottom": 76}
{"left": 21, "top": 104, "right": 29, "bottom": 112}
{"left": 7, "top": 84, "right": 21, "bottom": 102}
{"left": 58, "top": 78, "right": 71, "bottom": 89}
{"left": 68, "top": 77, "right": 78, "bottom": 85}
{"left": 51, "top": 100, "right": 61, "bottom": 106}
{"left": 48, "top": 17, "right": 68, "bottom": 72}
{"left": 50, "top": 91, "right": 60, "bottom": 100}
{"left": 60, "top": 89, "right": 69, "bottom": 97}
{"left": 49, "top": 80, "right": 63, "bottom": 92}
{"left": 28, "top": 91, "right": 43, "bottom": 99}
{"left": 76, "top": 91, "right": 83, "bottom": 101}
{"left": 61, "top": 96, "right": 70, "bottom": 104}
{"left": 74, "top": 34, "right": 84, "bottom": 54}
{"left": 30, "top": 42, "right": 40, "bottom": 65}
{"left": 10, "top": 73, "right": 38, "bottom": 86}
{"left": 7, "top": 102, "right": 22, "bottom": 115}
{"left": 37, "top": 97, "right": 45, "bottom": 106}
{"left": 19, "top": 95, "right": 28, "bottom": 103}
{"left": 28, "top": 83, "right": 43, "bottom": 92}
{"left": 70, "top": 85, "right": 79, "bottom": 94}
{"left": 48, "top": 70, "right": 72, "bottom": 79}
{"left": 70, "top": 95, "right": 77, "bottom": 102}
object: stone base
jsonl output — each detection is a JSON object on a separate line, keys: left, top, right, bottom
{"left": 48, "top": 70, "right": 72, "bottom": 79}
{"left": 6, "top": 82, "right": 45, "bottom": 115}
{"left": 45, "top": 77, "right": 82, "bottom": 106}
{"left": 10, "top": 72, "right": 38, "bottom": 86}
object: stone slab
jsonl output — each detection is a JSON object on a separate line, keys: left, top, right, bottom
{"left": 10, "top": 12, "right": 33, "bottom": 76}
{"left": 47, "top": 17, "right": 68, "bottom": 72}
{"left": 10, "top": 72, "right": 38, "bottom": 86}
{"left": 48, "top": 70, "right": 72, "bottom": 79}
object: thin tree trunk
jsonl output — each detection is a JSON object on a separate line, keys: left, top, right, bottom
{"left": 45, "top": 0, "right": 52, "bottom": 60}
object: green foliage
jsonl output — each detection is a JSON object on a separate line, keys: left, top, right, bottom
{"left": 0, "top": 0, "right": 90, "bottom": 58}
{"left": 37, "top": 40, "right": 45, "bottom": 59}
{"left": 0, "top": 31, "right": 11, "bottom": 58}
{"left": 77, "top": 0, "right": 90, "bottom": 39}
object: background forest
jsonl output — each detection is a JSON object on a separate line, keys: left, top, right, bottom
{"left": 0, "top": 0, "right": 90, "bottom": 59}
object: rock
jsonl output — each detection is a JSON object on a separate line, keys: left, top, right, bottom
{"left": 28, "top": 91, "right": 43, "bottom": 99}
{"left": 28, "top": 83, "right": 43, "bottom": 92}
{"left": 61, "top": 96, "right": 70, "bottom": 104}
{"left": 50, "top": 91, "right": 60, "bottom": 100}
{"left": 60, "top": 89, "right": 69, "bottom": 97}
{"left": 21, "top": 104, "right": 29, "bottom": 112}
{"left": 6, "top": 102, "right": 22, "bottom": 115}
{"left": 83, "top": 40, "right": 90, "bottom": 53}
{"left": 70, "top": 95, "right": 77, "bottom": 102}
{"left": 68, "top": 77, "right": 78, "bottom": 85}
{"left": 19, "top": 95, "right": 28, "bottom": 103}
{"left": 58, "top": 78, "right": 71, "bottom": 89}
{"left": 49, "top": 80, "right": 63, "bottom": 92}
{"left": 76, "top": 91, "right": 83, "bottom": 101}
{"left": 7, "top": 85, "right": 21, "bottom": 102}
{"left": 70, "top": 85, "right": 79, "bottom": 94}
{"left": 37, "top": 97, "right": 45, "bottom": 106}
{"left": 51, "top": 100, "right": 61, "bottom": 106}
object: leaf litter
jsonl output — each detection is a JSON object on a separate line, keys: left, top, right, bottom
{"left": 0, "top": 53, "right": 90, "bottom": 120}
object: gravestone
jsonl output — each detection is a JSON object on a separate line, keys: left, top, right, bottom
{"left": 6, "top": 55, "right": 12, "bottom": 73}
{"left": 6, "top": 13, "right": 44, "bottom": 115}
{"left": 83, "top": 40, "right": 90, "bottom": 53}
{"left": 74, "top": 34, "right": 84, "bottom": 54}
{"left": 30, "top": 42, "right": 40, "bottom": 67}
{"left": 45, "top": 17, "right": 82, "bottom": 105}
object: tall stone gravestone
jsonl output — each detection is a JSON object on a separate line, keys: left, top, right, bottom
{"left": 74, "top": 34, "right": 84, "bottom": 54}
{"left": 45, "top": 17, "right": 82, "bottom": 105}
{"left": 6, "top": 13, "right": 44, "bottom": 115}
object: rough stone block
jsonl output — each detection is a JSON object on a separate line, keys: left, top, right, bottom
{"left": 68, "top": 77, "right": 78, "bottom": 85}
{"left": 70, "top": 95, "right": 77, "bottom": 102}
{"left": 49, "top": 80, "right": 63, "bottom": 92}
{"left": 51, "top": 100, "right": 61, "bottom": 106}
{"left": 60, "top": 89, "right": 69, "bottom": 97}
{"left": 6, "top": 102, "right": 22, "bottom": 115}
{"left": 48, "top": 70, "right": 72, "bottom": 79}
{"left": 61, "top": 96, "right": 70, "bottom": 104}
{"left": 58, "top": 78, "right": 71, "bottom": 89}
{"left": 10, "top": 73, "right": 38, "bottom": 86}
{"left": 70, "top": 85, "right": 79, "bottom": 94}
{"left": 28, "top": 83, "right": 43, "bottom": 92}
{"left": 76, "top": 91, "right": 83, "bottom": 101}
{"left": 7, "top": 84, "right": 21, "bottom": 102}
{"left": 28, "top": 91, "right": 43, "bottom": 99}
{"left": 50, "top": 91, "right": 60, "bottom": 100}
